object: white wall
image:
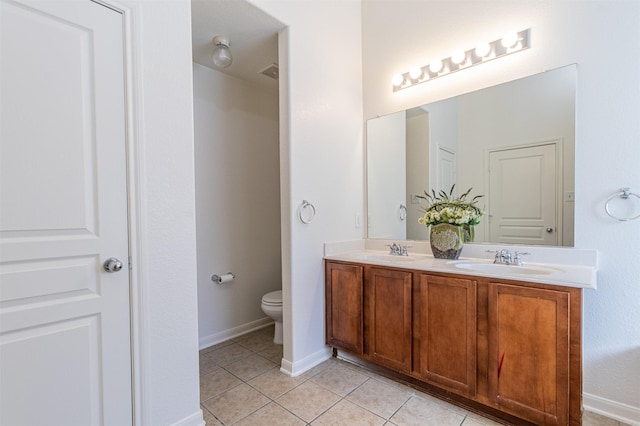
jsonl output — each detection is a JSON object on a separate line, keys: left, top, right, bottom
{"left": 367, "top": 111, "right": 406, "bottom": 239}
{"left": 362, "top": 1, "right": 640, "bottom": 422}
{"left": 406, "top": 111, "right": 430, "bottom": 240}
{"left": 248, "top": 0, "right": 364, "bottom": 374}
{"left": 193, "top": 63, "right": 281, "bottom": 347}
{"left": 123, "top": 1, "right": 201, "bottom": 424}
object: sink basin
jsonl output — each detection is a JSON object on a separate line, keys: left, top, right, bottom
{"left": 353, "top": 253, "right": 422, "bottom": 263}
{"left": 447, "top": 261, "right": 561, "bottom": 275}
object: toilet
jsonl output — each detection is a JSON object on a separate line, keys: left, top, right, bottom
{"left": 261, "top": 290, "right": 283, "bottom": 344}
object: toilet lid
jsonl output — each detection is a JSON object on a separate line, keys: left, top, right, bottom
{"left": 262, "top": 290, "right": 282, "bottom": 305}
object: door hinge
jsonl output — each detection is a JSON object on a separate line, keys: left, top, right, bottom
{"left": 128, "top": 256, "right": 133, "bottom": 271}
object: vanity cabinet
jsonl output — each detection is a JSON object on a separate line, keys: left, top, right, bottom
{"left": 487, "top": 282, "right": 570, "bottom": 425}
{"left": 363, "top": 267, "right": 412, "bottom": 372}
{"left": 325, "top": 260, "right": 582, "bottom": 426}
{"left": 416, "top": 273, "right": 477, "bottom": 396}
{"left": 325, "top": 262, "right": 363, "bottom": 354}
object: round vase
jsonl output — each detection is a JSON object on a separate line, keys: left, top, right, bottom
{"left": 462, "top": 224, "right": 475, "bottom": 243}
{"left": 430, "top": 223, "right": 464, "bottom": 259}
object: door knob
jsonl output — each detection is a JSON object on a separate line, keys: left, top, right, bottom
{"left": 103, "top": 257, "right": 123, "bottom": 273}
{"left": 546, "top": 227, "right": 554, "bottom": 233}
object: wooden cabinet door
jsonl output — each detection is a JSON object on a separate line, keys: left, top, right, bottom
{"left": 325, "top": 262, "right": 364, "bottom": 354}
{"left": 364, "top": 267, "right": 412, "bottom": 372}
{"left": 488, "top": 283, "right": 569, "bottom": 425}
{"left": 417, "top": 274, "right": 477, "bottom": 396}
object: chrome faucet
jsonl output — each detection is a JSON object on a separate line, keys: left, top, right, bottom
{"left": 494, "top": 249, "right": 512, "bottom": 265}
{"left": 513, "top": 251, "right": 530, "bottom": 266}
{"left": 491, "top": 249, "right": 530, "bottom": 265}
{"left": 387, "top": 242, "right": 411, "bottom": 256}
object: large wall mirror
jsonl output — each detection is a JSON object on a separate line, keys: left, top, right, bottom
{"left": 367, "top": 64, "right": 576, "bottom": 247}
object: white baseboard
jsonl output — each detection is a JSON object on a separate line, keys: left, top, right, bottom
{"left": 199, "top": 317, "right": 274, "bottom": 350}
{"left": 584, "top": 392, "right": 640, "bottom": 425}
{"left": 280, "top": 346, "right": 332, "bottom": 377}
{"left": 169, "top": 409, "right": 204, "bottom": 426}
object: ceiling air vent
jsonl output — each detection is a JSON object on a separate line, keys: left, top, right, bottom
{"left": 258, "top": 63, "right": 279, "bottom": 80}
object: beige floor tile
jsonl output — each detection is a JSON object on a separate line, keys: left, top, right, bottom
{"left": 311, "top": 362, "right": 369, "bottom": 396}
{"left": 583, "top": 410, "right": 623, "bottom": 426}
{"left": 233, "top": 325, "right": 274, "bottom": 342}
{"left": 390, "top": 395, "right": 466, "bottom": 426}
{"left": 202, "top": 383, "right": 270, "bottom": 425}
{"left": 201, "top": 406, "right": 223, "bottom": 426}
{"left": 234, "top": 402, "right": 306, "bottom": 426}
{"left": 312, "top": 399, "right": 386, "bottom": 426}
{"left": 411, "top": 390, "right": 469, "bottom": 417}
{"left": 346, "top": 377, "right": 412, "bottom": 419}
{"left": 461, "top": 412, "right": 504, "bottom": 426}
{"left": 302, "top": 358, "right": 341, "bottom": 379}
{"left": 247, "top": 368, "right": 307, "bottom": 399}
{"left": 198, "top": 348, "right": 628, "bottom": 426}
{"left": 199, "top": 354, "right": 219, "bottom": 377}
{"left": 224, "top": 353, "right": 277, "bottom": 381}
{"left": 200, "top": 368, "right": 243, "bottom": 402}
{"left": 201, "top": 339, "right": 235, "bottom": 354}
{"left": 206, "top": 343, "right": 253, "bottom": 367}
{"left": 235, "top": 327, "right": 277, "bottom": 352}
{"left": 257, "top": 344, "right": 284, "bottom": 364}
{"left": 276, "top": 381, "right": 342, "bottom": 423}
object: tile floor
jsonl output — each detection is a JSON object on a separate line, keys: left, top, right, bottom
{"left": 200, "top": 325, "right": 630, "bottom": 426}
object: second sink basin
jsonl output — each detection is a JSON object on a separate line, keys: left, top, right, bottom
{"left": 448, "top": 261, "right": 561, "bottom": 275}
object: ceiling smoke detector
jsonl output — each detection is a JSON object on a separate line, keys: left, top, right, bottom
{"left": 258, "top": 63, "right": 279, "bottom": 80}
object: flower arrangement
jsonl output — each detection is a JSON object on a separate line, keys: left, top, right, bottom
{"left": 417, "top": 185, "right": 484, "bottom": 227}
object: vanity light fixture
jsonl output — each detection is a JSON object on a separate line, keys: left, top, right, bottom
{"left": 212, "top": 35, "right": 233, "bottom": 69}
{"left": 451, "top": 49, "right": 467, "bottom": 65}
{"left": 409, "top": 67, "right": 423, "bottom": 80}
{"left": 392, "top": 28, "right": 530, "bottom": 91}
{"left": 475, "top": 42, "right": 492, "bottom": 59}
{"left": 429, "top": 59, "right": 443, "bottom": 74}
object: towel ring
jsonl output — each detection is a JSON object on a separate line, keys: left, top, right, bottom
{"left": 399, "top": 204, "right": 407, "bottom": 221}
{"left": 605, "top": 187, "right": 640, "bottom": 221}
{"left": 298, "top": 200, "right": 316, "bottom": 224}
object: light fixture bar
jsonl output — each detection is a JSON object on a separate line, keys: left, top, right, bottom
{"left": 392, "top": 28, "right": 530, "bottom": 92}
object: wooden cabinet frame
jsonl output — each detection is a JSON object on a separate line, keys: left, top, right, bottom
{"left": 325, "top": 260, "right": 582, "bottom": 426}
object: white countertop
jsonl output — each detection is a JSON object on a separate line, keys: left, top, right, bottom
{"left": 324, "top": 240, "right": 598, "bottom": 289}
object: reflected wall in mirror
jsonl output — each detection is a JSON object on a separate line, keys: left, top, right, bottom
{"left": 367, "top": 65, "right": 576, "bottom": 247}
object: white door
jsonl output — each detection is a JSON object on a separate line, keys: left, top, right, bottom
{"left": 488, "top": 144, "right": 557, "bottom": 245}
{"left": 367, "top": 111, "right": 406, "bottom": 239}
{"left": 437, "top": 146, "right": 456, "bottom": 195}
{"left": 0, "top": 1, "right": 132, "bottom": 425}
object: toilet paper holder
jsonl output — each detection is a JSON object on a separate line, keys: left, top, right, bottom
{"left": 211, "top": 272, "right": 235, "bottom": 284}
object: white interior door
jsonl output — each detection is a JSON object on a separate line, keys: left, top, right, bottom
{"left": 488, "top": 144, "right": 558, "bottom": 245}
{"left": 437, "top": 146, "right": 456, "bottom": 194}
{"left": 0, "top": 1, "right": 132, "bottom": 425}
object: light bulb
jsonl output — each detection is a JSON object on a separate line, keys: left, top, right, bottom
{"left": 212, "top": 36, "right": 232, "bottom": 68}
{"left": 409, "top": 67, "right": 423, "bottom": 80}
{"left": 392, "top": 73, "right": 405, "bottom": 87}
{"left": 429, "top": 59, "right": 443, "bottom": 74}
{"left": 451, "top": 50, "right": 466, "bottom": 65}
{"left": 501, "top": 32, "right": 519, "bottom": 48}
{"left": 475, "top": 42, "right": 491, "bottom": 58}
